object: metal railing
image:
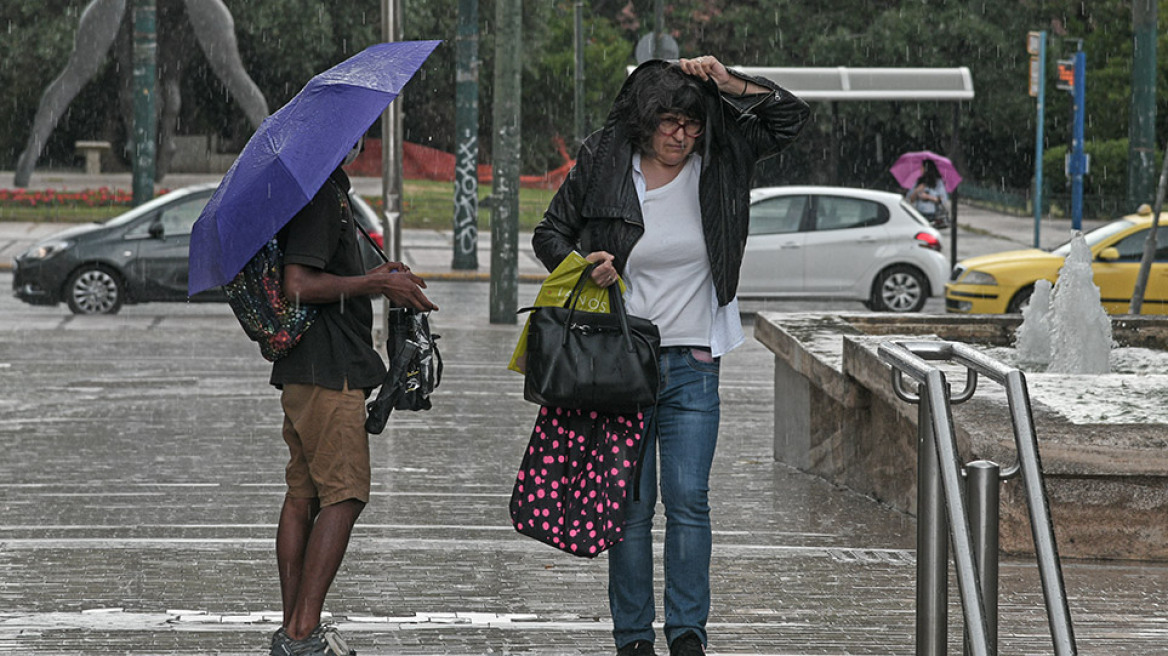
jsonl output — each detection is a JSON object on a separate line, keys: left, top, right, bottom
{"left": 877, "top": 340, "right": 1077, "bottom": 656}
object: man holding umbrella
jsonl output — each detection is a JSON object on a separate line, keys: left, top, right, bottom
{"left": 271, "top": 144, "right": 437, "bottom": 656}
{"left": 187, "top": 41, "right": 441, "bottom": 656}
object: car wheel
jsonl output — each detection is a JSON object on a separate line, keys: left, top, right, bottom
{"left": 1006, "top": 285, "right": 1034, "bottom": 314}
{"left": 65, "top": 265, "right": 124, "bottom": 315}
{"left": 870, "top": 265, "right": 929, "bottom": 313}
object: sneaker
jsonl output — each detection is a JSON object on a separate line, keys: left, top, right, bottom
{"left": 270, "top": 627, "right": 291, "bottom": 656}
{"left": 270, "top": 623, "right": 355, "bottom": 656}
{"left": 617, "top": 639, "right": 657, "bottom": 656}
{"left": 668, "top": 632, "right": 705, "bottom": 656}
{"left": 317, "top": 624, "right": 355, "bottom": 656}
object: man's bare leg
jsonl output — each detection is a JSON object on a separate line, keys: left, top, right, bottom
{"left": 281, "top": 498, "right": 365, "bottom": 640}
{"left": 276, "top": 496, "right": 320, "bottom": 628}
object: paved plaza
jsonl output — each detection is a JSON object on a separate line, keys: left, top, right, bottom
{"left": 2, "top": 274, "right": 1168, "bottom": 655}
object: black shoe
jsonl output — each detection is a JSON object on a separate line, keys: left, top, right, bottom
{"left": 669, "top": 632, "right": 705, "bottom": 656}
{"left": 617, "top": 639, "right": 657, "bottom": 656}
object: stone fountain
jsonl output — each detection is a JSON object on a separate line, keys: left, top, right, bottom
{"left": 754, "top": 236, "right": 1168, "bottom": 561}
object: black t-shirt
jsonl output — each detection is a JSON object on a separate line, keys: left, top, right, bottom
{"left": 269, "top": 168, "right": 386, "bottom": 391}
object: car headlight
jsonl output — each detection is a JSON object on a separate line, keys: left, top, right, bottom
{"left": 21, "top": 240, "right": 71, "bottom": 261}
{"left": 959, "top": 270, "right": 997, "bottom": 286}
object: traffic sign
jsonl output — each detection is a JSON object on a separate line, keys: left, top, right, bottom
{"left": 1027, "top": 31, "right": 1043, "bottom": 55}
{"left": 1056, "top": 58, "right": 1075, "bottom": 91}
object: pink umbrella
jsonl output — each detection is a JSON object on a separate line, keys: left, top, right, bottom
{"left": 890, "top": 150, "right": 963, "bottom": 193}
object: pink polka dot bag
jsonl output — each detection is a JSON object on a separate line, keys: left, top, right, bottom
{"left": 509, "top": 405, "right": 648, "bottom": 557}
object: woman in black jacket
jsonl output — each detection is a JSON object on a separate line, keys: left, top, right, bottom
{"left": 532, "top": 56, "right": 809, "bottom": 656}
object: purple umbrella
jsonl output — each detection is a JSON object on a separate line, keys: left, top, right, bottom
{"left": 889, "top": 150, "right": 963, "bottom": 193}
{"left": 187, "top": 40, "right": 440, "bottom": 295}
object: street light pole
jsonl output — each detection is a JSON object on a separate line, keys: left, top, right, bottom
{"left": 381, "top": 0, "right": 403, "bottom": 263}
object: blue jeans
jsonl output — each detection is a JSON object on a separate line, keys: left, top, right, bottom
{"left": 608, "top": 347, "right": 721, "bottom": 649}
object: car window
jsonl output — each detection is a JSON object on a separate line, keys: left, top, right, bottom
{"left": 156, "top": 195, "right": 210, "bottom": 236}
{"left": 1102, "top": 228, "right": 1168, "bottom": 262}
{"left": 900, "top": 200, "right": 933, "bottom": 227}
{"left": 1052, "top": 219, "right": 1134, "bottom": 255}
{"left": 749, "top": 195, "right": 807, "bottom": 235}
{"left": 125, "top": 192, "right": 211, "bottom": 238}
{"left": 813, "top": 196, "right": 888, "bottom": 231}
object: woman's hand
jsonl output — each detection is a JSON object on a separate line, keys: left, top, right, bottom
{"left": 679, "top": 55, "right": 754, "bottom": 96}
{"left": 586, "top": 251, "right": 620, "bottom": 288}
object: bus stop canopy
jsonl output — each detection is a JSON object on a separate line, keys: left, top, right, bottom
{"left": 736, "top": 66, "right": 974, "bottom": 102}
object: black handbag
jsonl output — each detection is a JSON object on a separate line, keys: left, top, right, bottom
{"left": 523, "top": 265, "right": 661, "bottom": 413}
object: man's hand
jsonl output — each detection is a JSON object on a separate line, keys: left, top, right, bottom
{"left": 368, "top": 269, "right": 438, "bottom": 311}
{"left": 284, "top": 263, "right": 438, "bottom": 311}
{"left": 368, "top": 261, "right": 411, "bottom": 275}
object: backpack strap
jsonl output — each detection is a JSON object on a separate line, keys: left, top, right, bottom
{"left": 324, "top": 176, "right": 390, "bottom": 265}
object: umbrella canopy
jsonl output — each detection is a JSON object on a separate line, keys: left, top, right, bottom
{"left": 889, "top": 150, "right": 963, "bottom": 193}
{"left": 188, "top": 40, "right": 440, "bottom": 295}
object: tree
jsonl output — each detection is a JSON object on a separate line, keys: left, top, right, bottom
{"left": 3, "top": 0, "right": 1162, "bottom": 196}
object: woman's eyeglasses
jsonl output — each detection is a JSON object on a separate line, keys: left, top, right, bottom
{"left": 657, "top": 116, "right": 705, "bottom": 138}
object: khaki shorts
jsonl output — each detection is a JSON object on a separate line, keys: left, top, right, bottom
{"left": 280, "top": 383, "right": 370, "bottom": 506}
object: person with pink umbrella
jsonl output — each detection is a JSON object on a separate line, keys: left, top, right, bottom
{"left": 907, "top": 158, "right": 951, "bottom": 228}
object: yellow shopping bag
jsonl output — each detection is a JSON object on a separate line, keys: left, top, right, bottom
{"left": 508, "top": 252, "right": 625, "bottom": 374}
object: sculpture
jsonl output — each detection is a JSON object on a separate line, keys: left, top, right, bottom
{"left": 13, "top": 0, "right": 268, "bottom": 187}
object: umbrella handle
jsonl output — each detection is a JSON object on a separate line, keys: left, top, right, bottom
{"left": 355, "top": 217, "right": 390, "bottom": 264}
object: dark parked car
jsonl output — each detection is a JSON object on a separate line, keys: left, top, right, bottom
{"left": 13, "top": 183, "right": 385, "bottom": 314}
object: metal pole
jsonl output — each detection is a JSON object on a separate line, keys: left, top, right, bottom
{"left": 382, "top": 0, "right": 403, "bottom": 263}
{"left": 1034, "top": 32, "right": 1046, "bottom": 248}
{"left": 452, "top": 0, "right": 480, "bottom": 270}
{"left": 950, "top": 102, "right": 960, "bottom": 271}
{"left": 1005, "top": 372, "right": 1078, "bottom": 656}
{"left": 924, "top": 373, "right": 990, "bottom": 656}
{"left": 916, "top": 397, "right": 948, "bottom": 656}
{"left": 966, "top": 461, "right": 1001, "bottom": 656}
{"left": 1069, "top": 49, "right": 1086, "bottom": 232}
{"left": 489, "top": 0, "right": 521, "bottom": 324}
{"left": 574, "top": 1, "right": 586, "bottom": 147}
{"left": 131, "top": 0, "right": 157, "bottom": 206}
{"left": 653, "top": 0, "right": 664, "bottom": 58}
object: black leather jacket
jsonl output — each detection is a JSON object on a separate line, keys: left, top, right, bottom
{"left": 532, "top": 60, "right": 810, "bottom": 306}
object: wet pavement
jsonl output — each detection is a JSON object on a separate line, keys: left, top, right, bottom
{"left": 0, "top": 171, "right": 1161, "bottom": 654}
{"left": 2, "top": 272, "right": 1168, "bottom": 655}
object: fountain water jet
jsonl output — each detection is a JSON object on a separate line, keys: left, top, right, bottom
{"left": 1013, "top": 233, "right": 1112, "bottom": 374}
{"left": 1014, "top": 279, "right": 1053, "bottom": 367}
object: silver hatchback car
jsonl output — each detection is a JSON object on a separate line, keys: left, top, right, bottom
{"left": 739, "top": 186, "right": 948, "bottom": 312}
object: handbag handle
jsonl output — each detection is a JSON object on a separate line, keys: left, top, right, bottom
{"left": 561, "top": 263, "right": 636, "bottom": 353}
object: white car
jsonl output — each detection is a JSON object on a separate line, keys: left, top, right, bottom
{"left": 739, "top": 186, "right": 949, "bottom": 312}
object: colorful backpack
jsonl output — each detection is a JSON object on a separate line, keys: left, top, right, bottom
{"left": 224, "top": 179, "right": 351, "bottom": 362}
{"left": 223, "top": 238, "right": 317, "bottom": 362}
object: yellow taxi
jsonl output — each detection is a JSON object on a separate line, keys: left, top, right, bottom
{"left": 946, "top": 206, "right": 1168, "bottom": 314}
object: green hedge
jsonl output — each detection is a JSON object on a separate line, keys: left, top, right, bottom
{"left": 1043, "top": 138, "right": 1164, "bottom": 201}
